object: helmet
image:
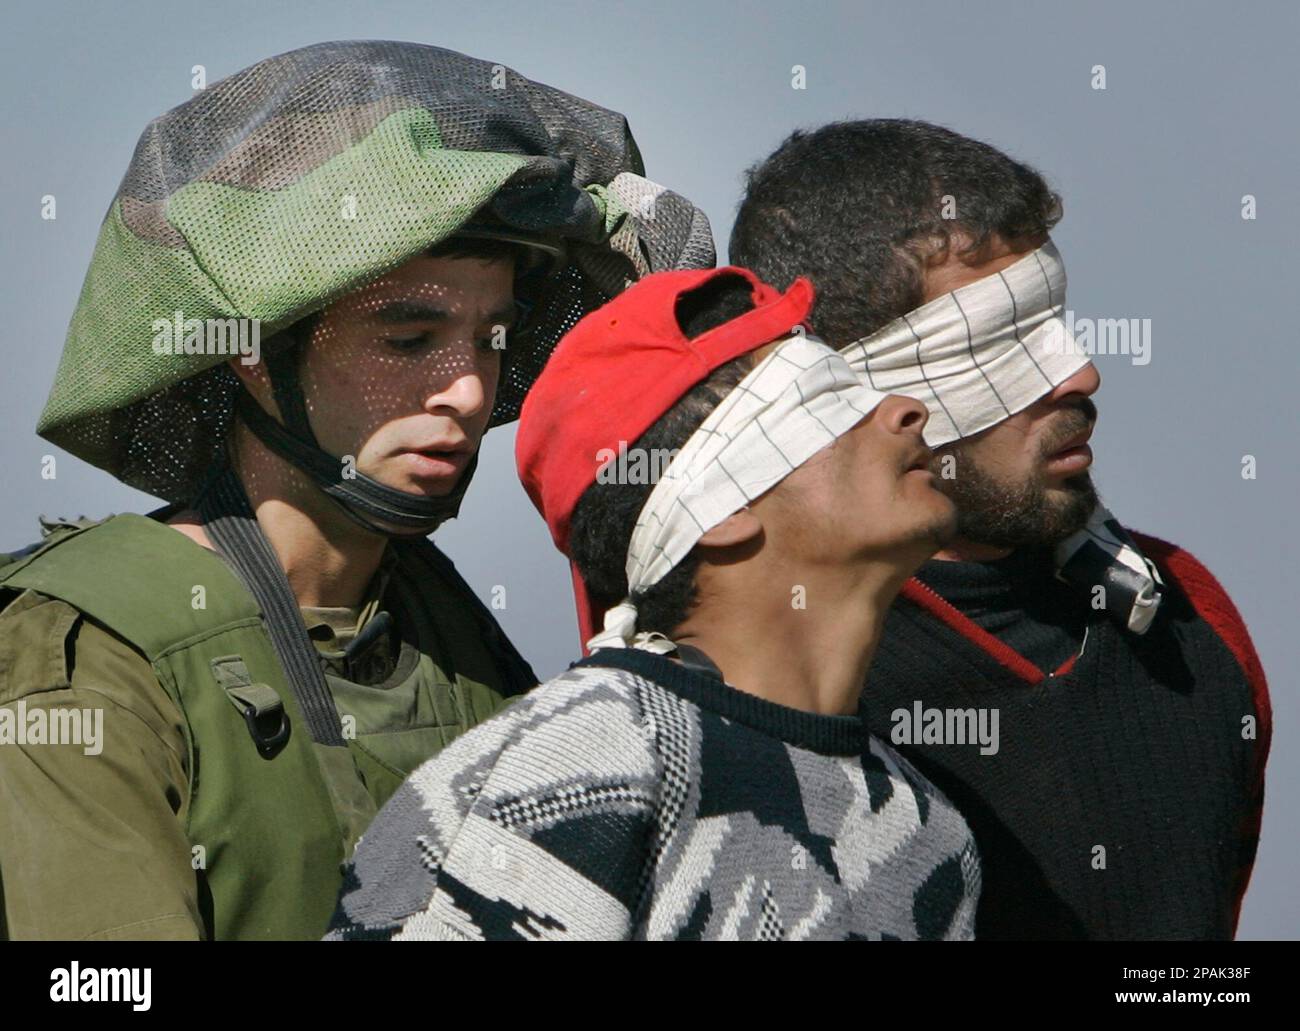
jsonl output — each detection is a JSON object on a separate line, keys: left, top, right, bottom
{"left": 37, "top": 39, "right": 715, "bottom": 515}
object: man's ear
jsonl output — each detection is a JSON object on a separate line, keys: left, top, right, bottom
{"left": 698, "top": 507, "right": 762, "bottom": 549}
{"left": 227, "top": 355, "right": 271, "bottom": 397}
{"left": 226, "top": 356, "right": 287, "bottom": 424}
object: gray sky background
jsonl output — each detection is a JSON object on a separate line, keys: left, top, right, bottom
{"left": 1, "top": 0, "right": 1294, "bottom": 939}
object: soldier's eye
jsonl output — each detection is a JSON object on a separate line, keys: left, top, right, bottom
{"left": 383, "top": 334, "right": 432, "bottom": 354}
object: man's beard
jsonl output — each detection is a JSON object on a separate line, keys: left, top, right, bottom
{"left": 937, "top": 402, "right": 1099, "bottom": 549}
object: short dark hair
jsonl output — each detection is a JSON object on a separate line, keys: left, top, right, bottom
{"left": 728, "top": 119, "right": 1062, "bottom": 346}
{"left": 567, "top": 273, "right": 759, "bottom": 637}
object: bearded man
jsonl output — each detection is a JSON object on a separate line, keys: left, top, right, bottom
{"left": 729, "top": 118, "right": 1270, "bottom": 939}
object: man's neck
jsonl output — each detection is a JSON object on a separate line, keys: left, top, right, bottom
{"left": 169, "top": 426, "right": 389, "bottom": 609}
{"left": 670, "top": 556, "right": 906, "bottom": 716}
{"left": 242, "top": 494, "right": 388, "bottom": 609}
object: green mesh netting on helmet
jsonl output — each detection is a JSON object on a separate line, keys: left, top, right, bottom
{"left": 38, "top": 39, "right": 715, "bottom": 503}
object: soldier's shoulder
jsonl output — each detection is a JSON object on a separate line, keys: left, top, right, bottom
{"left": 0, "top": 587, "right": 165, "bottom": 715}
{"left": 0, "top": 513, "right": 203, "bottom": 715}
{"left": 0, "top": 513, "right": 105, "bottom": 564}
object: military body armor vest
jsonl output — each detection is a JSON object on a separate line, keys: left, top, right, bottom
{"left": 0, "top": 513, "right": 534, "bottom": 939}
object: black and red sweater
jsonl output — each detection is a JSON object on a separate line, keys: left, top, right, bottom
{"left": 859, "top": 532, "right": 1271, "bottom": 940}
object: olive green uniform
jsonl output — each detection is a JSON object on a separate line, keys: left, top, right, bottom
{"left": 0, "top": 514, "right": 532, "bottom": 940}
{"left": 5, "top": 40, "right": 714, "bottom": 942}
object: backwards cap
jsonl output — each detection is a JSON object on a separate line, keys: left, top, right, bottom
{"left": 516, "top": 265, "right": 815, "bottom": 646}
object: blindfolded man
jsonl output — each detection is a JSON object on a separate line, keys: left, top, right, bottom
{"left": 729, "top": 118, "right": 1270, "bottom": 939}
{"left": 326, "top": 266, "right": 982, "bottom": 941}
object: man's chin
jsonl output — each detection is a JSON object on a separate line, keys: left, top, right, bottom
{"left": 896, "top": 506, "right": 958, "bottom": 563}
{"left": 931, "top": 508, "right": 960, "bottom": 550}
{"left": 948, "top": 472, "right": 1098, "bottom": 550}
{"left": 909, "top": 483, "right": 959, "bottom": 544}
{"left": 394, "top": 478, "right": 461, "bottom": 498}
{"left": 358, "top": 467, "right": 460, "bottom": 498}
{"left": 1050, "top": 470, "right": 1095, "bottom": 495}
{"left": 1046, "top": 473, "right": 1098, "bottom": 532}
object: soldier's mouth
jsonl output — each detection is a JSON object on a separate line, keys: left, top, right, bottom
{"left": 399, "top": 449, "right": 470, "bottom": 478}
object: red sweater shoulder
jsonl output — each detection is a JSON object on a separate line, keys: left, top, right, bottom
{"left": 1128, "top": 530, "right": 1269, "bottom": 725}
{"left": 1129, "top": 529, "right": 1271, "bottom": 937}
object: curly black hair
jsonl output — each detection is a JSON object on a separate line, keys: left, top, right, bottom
{"left": 729, "top": 118, "right": 1062, "bottom": 347}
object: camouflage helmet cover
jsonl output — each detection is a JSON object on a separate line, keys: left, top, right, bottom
{"left": 38, "top": 39, "right": 715, "bottom": 502}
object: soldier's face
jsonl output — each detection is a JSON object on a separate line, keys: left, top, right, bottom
{"left": 298, "top": 254, "right": 515, "bottom": 497}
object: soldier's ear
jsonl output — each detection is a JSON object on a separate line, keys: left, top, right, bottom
{"left": 227, "top": 356, "right": 269, "bottom": 388}
{"left": 226, "top": 356, "right": 275, "bottom": 411}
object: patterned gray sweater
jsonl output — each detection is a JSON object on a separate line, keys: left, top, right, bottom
{"left": 326, "top": 648, "right": 981, "bottom": 940}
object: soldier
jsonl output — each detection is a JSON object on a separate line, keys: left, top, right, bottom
{"left": 0, "top": 40, "right": 712, "bottom": 941}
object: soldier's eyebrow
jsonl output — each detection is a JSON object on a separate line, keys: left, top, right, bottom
{"left": 370, "top": 300, "right": 519, "bottom": 328}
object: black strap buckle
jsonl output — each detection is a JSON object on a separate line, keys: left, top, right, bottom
{"left": 212, "top": 655, "right": 292, "bottom": 759}
{"left": 238, "top": 701, "right": 291, "bottom": 760}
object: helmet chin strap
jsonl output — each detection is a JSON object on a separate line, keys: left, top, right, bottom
{"left": 235, "top": 337, "right": 476, "bottom": 539}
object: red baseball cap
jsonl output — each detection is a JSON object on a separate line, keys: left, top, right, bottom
{"left": 515, "top": 265, "right": 816, "bottom": 651}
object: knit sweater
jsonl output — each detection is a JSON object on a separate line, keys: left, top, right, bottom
{"left": 913, "top": 547, "right": 1086, "bottom": 673}
{"left": 859, "top": 532, "right": 1270, "bottom": 940}
{"left": 326, "top": 648, "right": 982, "bottom": 941}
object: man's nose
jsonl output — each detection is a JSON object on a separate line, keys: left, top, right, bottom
{"left": 877, "top": 394, "right": 930, "bottom": 437}
{"left": 423, "top": 351, "right": 488, "bottom": 417}
{"left": 1046, "top": 361, "right": 1100, "bottom": 404}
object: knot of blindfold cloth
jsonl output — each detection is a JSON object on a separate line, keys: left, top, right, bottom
{"left": 586, "top": 333, "right": 890, "bottom": 654}
{"left": 836, "top": 239, "right": 1162, "bottom": 634}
